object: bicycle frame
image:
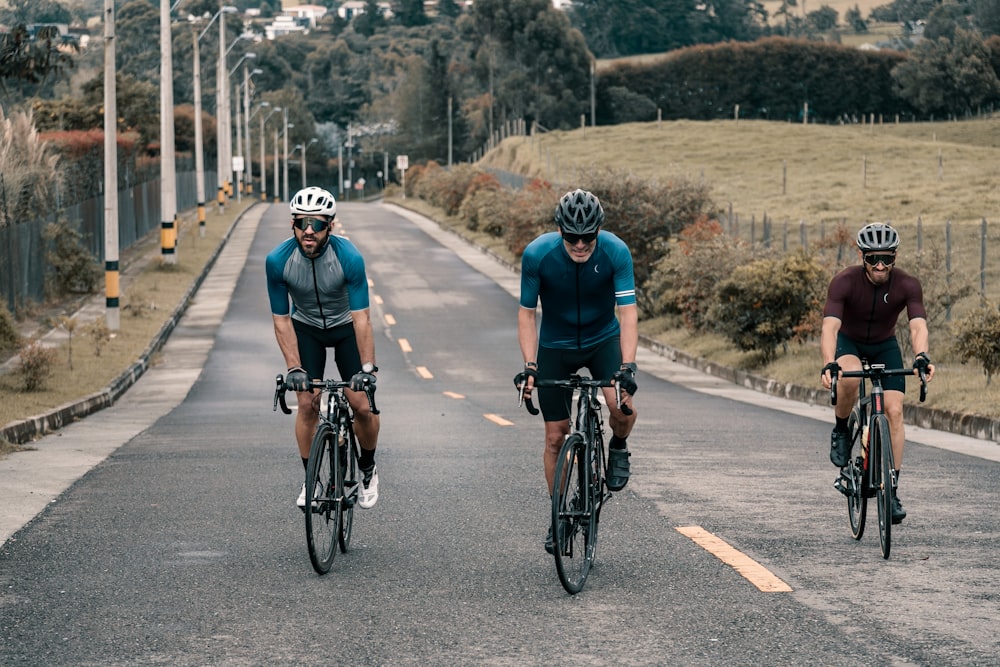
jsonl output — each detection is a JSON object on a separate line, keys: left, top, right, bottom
{"left": 831, "top": 360, "right": 926, "bottom": 559}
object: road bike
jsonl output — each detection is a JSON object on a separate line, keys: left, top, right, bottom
{"left": 274, "top": 374, "right": 379, "bottom": 574}
{"left": 519, "top": 374, "right": 632, "bottom": 594}
{"left": 831, "top": 361, "right": 927, "bottom": 559}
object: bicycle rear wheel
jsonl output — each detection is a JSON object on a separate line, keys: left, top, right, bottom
{"left": 552, "top": 434, "right": 597, "bottom": 595}
{"left": 846, "top": 408, "right": 867, "bottom": 540}
{"left": 338, "top": 424, "right": 357, "bottom": 553}
{"left": 305, "top": 423, "right": 341, "bottom": 574}
{"left": 873, "top": 416, "right": 894, "bottom": 559}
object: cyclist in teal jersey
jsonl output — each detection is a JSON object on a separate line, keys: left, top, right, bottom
{"left": 515, "top": 189, "right": 639, "bottom": 554}
{"left": 820, "top": 222, "right": 936, "bottom": 524}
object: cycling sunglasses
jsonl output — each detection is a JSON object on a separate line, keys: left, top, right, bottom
{"left": 562, "top": 231, "right": 598, "bottom": 245}
{"left": 292, "top": 216, "right": 331, "bottom": 233}
{"left": 863, "top": 253, "right": 895, "bottom": 266}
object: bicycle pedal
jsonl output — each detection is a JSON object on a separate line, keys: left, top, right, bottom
{"left": 833, "top": 474, "right": 852, "bottom": 497}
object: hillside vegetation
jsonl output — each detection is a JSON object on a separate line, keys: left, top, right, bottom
{"left": 472, "top": 118, "right": 1000, "bottom": 418}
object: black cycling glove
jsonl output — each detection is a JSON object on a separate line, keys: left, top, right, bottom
{"left": 350, "top": 370, "right": 377, "bottom": 393}
{"left": 614, "top": 362, "right": 638, "bottom": 396}
{"left": 914, "top": 352, "right": 932, "bottom": 372}
{"left": 286, "top": 366, "right": 310, "bottom": 392}
{"left": 513, "top": 364, "right": 538, "bottom": 390}
{"left": 821, "top": 361, "right": 841, "bottom": 379}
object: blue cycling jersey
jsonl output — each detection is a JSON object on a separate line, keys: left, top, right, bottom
{"left": 265, "top": 235, "right": 369, "bottom": 329}
{"left": 519, "top": 230, "right": 636, "bottom": 349}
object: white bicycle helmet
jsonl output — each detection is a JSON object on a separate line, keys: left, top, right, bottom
{"left": 290, "top": 186, "right": 337, "bottom": 217}
{"left": 856, "top": 222, "right": 900, "bottom": 252}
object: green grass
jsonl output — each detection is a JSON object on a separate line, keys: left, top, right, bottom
{"left": 476, "top": 118, "right": 1000, "bottom": 420}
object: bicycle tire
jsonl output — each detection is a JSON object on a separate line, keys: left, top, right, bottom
{"left": 873, "top": 416, "right": 893, "bottom": 559}
{"left": 552, "top": 434, "right": 597, "bottom": 595}
{"left": 338, "top": 423, "right": 357, "bottom": 553}
{"left": 846, "top": 408, "right": 867, "bottom": 540}
{"left": 305, "top": 423, "right": 341, "bottom": 574}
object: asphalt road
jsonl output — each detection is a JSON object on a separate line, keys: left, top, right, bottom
{"left": 1, "top": 202, "right": 998, "bottom": 666}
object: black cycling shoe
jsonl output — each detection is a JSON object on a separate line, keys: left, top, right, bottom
{"left": 544, "top": 526, "right": 554, "bottom": 554}
{"left": 830, "top": 429, "right": 851, "bottom": 468}
{"left": 891, "top": 495, "right": 906, "bottom": 524}
{"left": 606, "top": 447, "right": 631, "bottom": 491}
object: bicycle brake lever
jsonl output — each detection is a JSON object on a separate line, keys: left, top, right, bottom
{"left": 274, "top": 374, "right": 292, "bottom": 414}
{"left": 918, "top": 368, "right": 927, "bottom": 403}
{"left": 518, "top": 380, "right": 540, "bottom": 415}
{"left": 830, "top": 374, "right": 838, "bottom": 406}
{"left": 616, "top": 382, "right": 634, "bottom": 416}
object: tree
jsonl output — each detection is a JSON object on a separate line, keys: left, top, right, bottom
{"left": 0, "top": 0, "right": 71, "bottom": 25}
{"left": 845, "top": 5, "right": 868, "bottom": 33}
{"left": 397, "top": 0, "right": 429, "bottom": 27}
{"left": 437, "top": 0, "right": 463, "bottom": 19}
{"left": 0, "top": 24, "right": 75, "bottom": 89}
{"left": 892, "top": 27, "right": 1000, "bottom": 116}
{"left": 354, "top": 0, "right": 388, "bottom": 37}
{"left": 806, "top": 6, "right": 839, "bottom": 32}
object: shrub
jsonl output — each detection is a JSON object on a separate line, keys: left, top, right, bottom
{"left": 15, "top": 341, "right": 58, "bottom": 392}
{"left": 43, "top": 222, "right": 101, "bottom": 296}
{"left": 951, "top": 304, "right": 1000, "bottom": 385}
{"left": 85, "top": 319, "right": 111, "bottom": 357}
{"left": 706, "top": 252, "right": 830, "bottom": 364}
{"left": 644, "top": 217, "right": 755, "bottom": 327}
{"left": 505, "top": 180, "right": 560, "bottom": 257}
{"left": 0, "top": 303, "right": 21, "bottom": 354}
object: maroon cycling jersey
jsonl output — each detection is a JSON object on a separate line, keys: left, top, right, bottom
{"left": 823, "top": 265, "right": 927, "bottom": 343}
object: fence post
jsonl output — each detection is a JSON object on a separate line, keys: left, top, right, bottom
{"left": 946, "top": 220, "right": 952, "bottom": 321}
{"left": 981, "top": 218, "right": 988, "bottom": 303}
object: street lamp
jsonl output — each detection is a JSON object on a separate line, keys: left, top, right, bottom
{"left": 259, "top": 105, "right": 280, "bottom": 201}
{"left": 275, "top": 119, "right": 293, "bottom": 202}
{"left": 228, "top": 52, "right": 255, "bottom": 201}
{"left": 193, "top": 6, "right": 236, "bottom": 215}
{"left": 300, "top": 138, "right": 318, "bottom": 188}
{"left": 243, "top": 67, "right": 262, "bottom": 195}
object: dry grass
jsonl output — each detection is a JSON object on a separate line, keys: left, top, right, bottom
{"left": 478, "top": 118, "right": 1000, "bottom": 419}
{"left": 0, "top": 200, "right": 255, "bottom": 430}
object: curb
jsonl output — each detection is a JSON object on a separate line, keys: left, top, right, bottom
{"left": 0, "top": 205, "right": 260, "bottom": 446}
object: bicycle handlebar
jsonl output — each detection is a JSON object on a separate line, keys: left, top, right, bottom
{"left": 830, "top": 365, "right": 927, "bottom": 406}
{"left": 273, "top": 373, "right": 380, "bottom": 415}
{"left": 518, "top": 374, "right": 633, "bottom": 417}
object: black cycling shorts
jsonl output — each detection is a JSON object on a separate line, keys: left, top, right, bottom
{"left": 536, "top": 336, "right": 622, "bottom": 422}
{"left": 835, "top": 333, "right": 906, "bottom": 393}
{"left": 293, "top": 319, "right": 362, "bottom": 382}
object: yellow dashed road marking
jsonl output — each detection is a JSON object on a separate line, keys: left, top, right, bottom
{"left": 416, "top": 366, "right": 433, "bottom": 379}
{"left": 484, "top": 414, "right": 514, "bottom": 426}
{"left": 676, "top": 525, "right": 792, "bottom": 593}
{"left": 443, "top": 391, "right": 465, "bottom": 399}
{"left": 373, "top": 295, "right": 383, "bottom": 305}
{"left": 398, "top": 338, "right": 412, "bottom": 353}
{"left": 385, "top": 314, "right": 396, "bottom": 325}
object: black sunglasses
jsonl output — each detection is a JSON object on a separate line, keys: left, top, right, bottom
{"left": 293, "top": 217, "right": 331, "bottom": 233}
{"left": 863, "top": 253, "right": 895, "bottom": 266}
{"left": 562, "top": 231, "right": 598, "bottom": 245}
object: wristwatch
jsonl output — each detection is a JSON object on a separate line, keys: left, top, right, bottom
{"left": 361, "top": 362, "right": 377, "bottom": 374}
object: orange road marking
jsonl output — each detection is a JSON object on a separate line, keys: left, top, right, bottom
{"left": 443, "top": 391, "right": 465, "bottom": 399}
{"left": 676, "top": 525, "right": 792, "bottom": 593}
{"left": 398, "top": 338, "right": 412, "bottom": 353}
{"left": 484, "top": 414, "right": 513, "bottom": 426}
{"left": 416, "top": 366, "right": 433, "bottom": 379}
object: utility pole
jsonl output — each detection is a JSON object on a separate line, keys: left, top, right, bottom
{"left": 103, "top": 0, "right": 119, "bottom": 330}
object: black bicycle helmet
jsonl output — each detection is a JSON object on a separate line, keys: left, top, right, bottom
{"left": 856, "top": 222, "right": 900, "bottom": 252}
{"left": 554, "top": 189, "right": 604, "bottom": 234}
{"left": 290, "top": 186, "right": 337, "bottom": 217}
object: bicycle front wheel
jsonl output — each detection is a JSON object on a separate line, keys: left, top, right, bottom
{"left": 338, "top": 424, "right": 357, "bottom": 553}
{"left": 305, "top": 423, "right": 341, "bottom": 574}
{"left": 552, "top": 434, "right": 597, "bottom": 595}
{"left": 846, "top": 408, "right": 867, "bottom": 540}
{"left": 873, "top": 416, "right": 894, "bottom": 559}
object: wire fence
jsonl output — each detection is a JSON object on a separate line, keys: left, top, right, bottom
{"left": 0, "top": 169, "right": 217, "bottom": 314}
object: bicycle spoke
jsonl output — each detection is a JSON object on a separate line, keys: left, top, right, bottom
{"left": 552, "top": 435, "right": 596, "bottom": 594}
{"left": 305, "top": 425, "right": 340, "bottom": 574}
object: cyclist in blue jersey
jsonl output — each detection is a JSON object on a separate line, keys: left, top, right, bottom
{"left": 515, "top": 189, "right": 639, "bottom": 554}
{"left": 266, "top": 187, "right": 381, "bottom": 510}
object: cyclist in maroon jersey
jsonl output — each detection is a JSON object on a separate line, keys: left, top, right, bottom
{"left": 820, "top": 223, "right": 936, "bottom": 524}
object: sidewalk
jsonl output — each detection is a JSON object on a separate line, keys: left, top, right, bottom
{"left": 1, "top": 202, "right": 265, "bottom": 545}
